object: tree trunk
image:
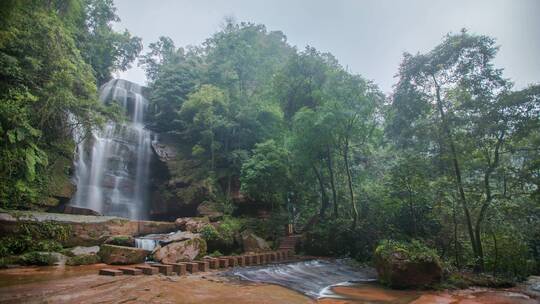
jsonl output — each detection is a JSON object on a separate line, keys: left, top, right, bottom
{"left": 313, "top": 164, "right": 330, "bottom": 219}
{"left": 474, "top": 130, "right": 505, "bottom": 272}
{"left": 343, "top": 140, "right": 358, "bottom": 228}
{"left": 407, "top": 187, "right": 417, "bottom": 237}
{"left": 452, "top": 200, "right": 461, "bottom": 270}
{"left": 432, "top": 74, "right": 479, "bottom": 271}
{"left": 492, "top": 230, "right": 498, "bottom": 275}
{"left": 326, "top": 145, "right": 338, "bottom": 219}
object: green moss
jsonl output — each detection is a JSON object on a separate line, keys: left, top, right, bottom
{"left": 66, "top": 254, "right": 100, "bottom": 266}
{"left": 105, "top": 235, "right": 134, "bottom": 247}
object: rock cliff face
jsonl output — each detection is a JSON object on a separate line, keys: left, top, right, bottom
{"left": 147, "top": 133, "right": 213, "bottom": 221}
{"left": 0, "top": 211, "right": 176, "bottom": 247}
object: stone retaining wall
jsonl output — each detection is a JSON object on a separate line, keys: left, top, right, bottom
{"left": 0, "top": 211, "right": 176, "bottom": 247}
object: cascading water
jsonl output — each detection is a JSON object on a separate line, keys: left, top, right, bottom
{"left": 71, "top": 79, "right": 153, "bottom": 220}
{"left": 227, "top": 259, "right": 377, "bottom": 299}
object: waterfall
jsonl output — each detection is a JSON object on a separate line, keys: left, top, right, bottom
{"left": 71, "top": 79, "right": 153, "bottom": 220}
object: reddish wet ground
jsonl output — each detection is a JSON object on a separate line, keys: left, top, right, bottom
{"left": 319, "top": 283, "right": 539, "bottom": 304}
{"left": 0, "top": 265, "right": 537, "bottom": 304}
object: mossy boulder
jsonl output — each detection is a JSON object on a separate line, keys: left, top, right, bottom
{"left": 66, "top": 253, "right": 101, "bottom": 266}
{"left": 64, "top": 246, "right": 101, "bottom": 265}
{"left": 374, "top": 240, "right": 442, "bottom": 289}
{"left": 19, "top": 252, "right": 60, "bottom": 266}
{"left": 98, "top": 244, "right": 149, "bottom": 265}
{"left": 104, "top": 235, "right": 135, "bottom": 247}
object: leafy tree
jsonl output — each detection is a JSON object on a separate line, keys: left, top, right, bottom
{"left": 78, "top": 0, "right": 142, "bottom": 84}
{"left": 389, "top": 30, "right": 539, "bottom": 271}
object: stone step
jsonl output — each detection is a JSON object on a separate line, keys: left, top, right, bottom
{"left": 99, "top": 268, "right": 123, "bottom": 276}
{"left": 225, "top": 256, "right": 237, "bottom": 267}
{"left": 164, "top": 262, "right": 187, "bottom": 275}
{"left": 236, "top": 256, "right": 246, "bottom": 266}
{"left": 185, "top": 262, "right": 198, "bottom": 273}
{"left": 197, "top": 261, "right": 210, "bottom": 272}
{"left": 218, "top": 258, "right": 229, "bottom": 268}
{"left": 152, "top": 264, "right": 173, "bottom": 275}
{"left": 135, "top": 265, "right": 159, "bottom": 275}
{"left": 205, "top": 258, "right": 219, "bottom": 269}
{"left": 118, "top": 267, "right": 143, "bottom": 275}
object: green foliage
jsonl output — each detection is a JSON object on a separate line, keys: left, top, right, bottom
{"left": 0, "top": 220, "right": 69, "bottom": 257}
{"left": 19, "top": 252, "right": 58, "bottom": 266}
{"left": 201, "top": 217, "right": 244, "bottom": 254}
{"left": 208, "top": 250, "right": 223, "bottom": 257}
{"left": 200, "top": 225, "right": 220, "bottom": 242}
{"left": 375, "top": 240, "right": 441, "bottom": 264}
{"left": 241, "top": 140, "right": 290, "bottom": 205}
{"left": 0, "top": 0, "right": 140, "bottom": 208}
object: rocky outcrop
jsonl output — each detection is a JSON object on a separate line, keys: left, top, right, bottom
{"left": 374, "top": 240, "right": 442, "bottom": 288}
{"left": 152, "top": 237, "right": 207, "bottom": 264}
{"left": 241, "top": 231, "right": 270, "bottom": 253}
{"left": 49, "top": 205, "right": 101, "bottom": 216}
{"left": 98, "top": 244, "right": 149, "bottom": 265}
{"left": 175, "top": 217, "right": 210, "bottom": 233}
{"left": 196, "top": 201, "right": 223, "bottom": 222}
{"left": 159, "top": 231, "right": 201, "bottom": 244}
{"left": 148, "top": 134, "right": 214, "bottom": 220}
{"left": 0, "top": 211, "right": 176, "bottom": 247}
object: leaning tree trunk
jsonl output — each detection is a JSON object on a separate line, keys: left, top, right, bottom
{"left": 432, "top": 75, "right": 480, "bottom": 271}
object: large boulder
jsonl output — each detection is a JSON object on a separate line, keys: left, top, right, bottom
{"left": 0, "top": 210, "right": 176, "bottom": 247}
{"left": 65, "top": 246, "right": 101, "bottom": 266}
{"left": 159, "top": 231, "right": 201, "bottom": 244}
{"left": 153, "top": 237, "right": 207, "bottom": 264}
{"left": 98, "top": 244, "right": 149, "bottom": 265}
{"left": 374, "top": 240, "right": 442, "bottom": 289}
{"left": 241, "top": 231, "right": 270, "bottom": 253}
{"left": 175, "top": 217, "right": 210, "bottom": 233}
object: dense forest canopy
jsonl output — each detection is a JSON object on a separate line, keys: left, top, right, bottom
{"left": 1, "top": 1, "right": 538, "bottom": 280}
{"left": 0, "top": 0, "right": 141, "bottom": 207}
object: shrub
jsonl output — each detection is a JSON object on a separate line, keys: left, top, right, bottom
{"left": 200, "top": 225, "right": 220, "bottom": 241}
{"left": 20, "top": 252, "right": 58, "bottom": 266}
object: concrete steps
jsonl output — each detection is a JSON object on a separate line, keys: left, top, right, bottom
{"left": 98, "top": 249, "right": 295, "bottom": 276}
{"left": 278, "top": 235, "right": 301, "bottom": 251}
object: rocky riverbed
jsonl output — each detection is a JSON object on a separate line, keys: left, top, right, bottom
{"left": 1, "top": 263, "right": 538, "bottom": 304}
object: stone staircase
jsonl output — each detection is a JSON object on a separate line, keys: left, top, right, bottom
{"left": 278, "top": 235, "right": 301, "bottom": 252}
{"left": 99, "top": 249, "right": 295, "bottom": 276}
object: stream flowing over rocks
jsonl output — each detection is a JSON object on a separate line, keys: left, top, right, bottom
{"left": 227, "top": 259, "right": 377, "bottom": 298}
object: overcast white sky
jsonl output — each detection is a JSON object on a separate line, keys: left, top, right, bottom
{"left": 114, "top": 0, "right": 540, "bottom": 94}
